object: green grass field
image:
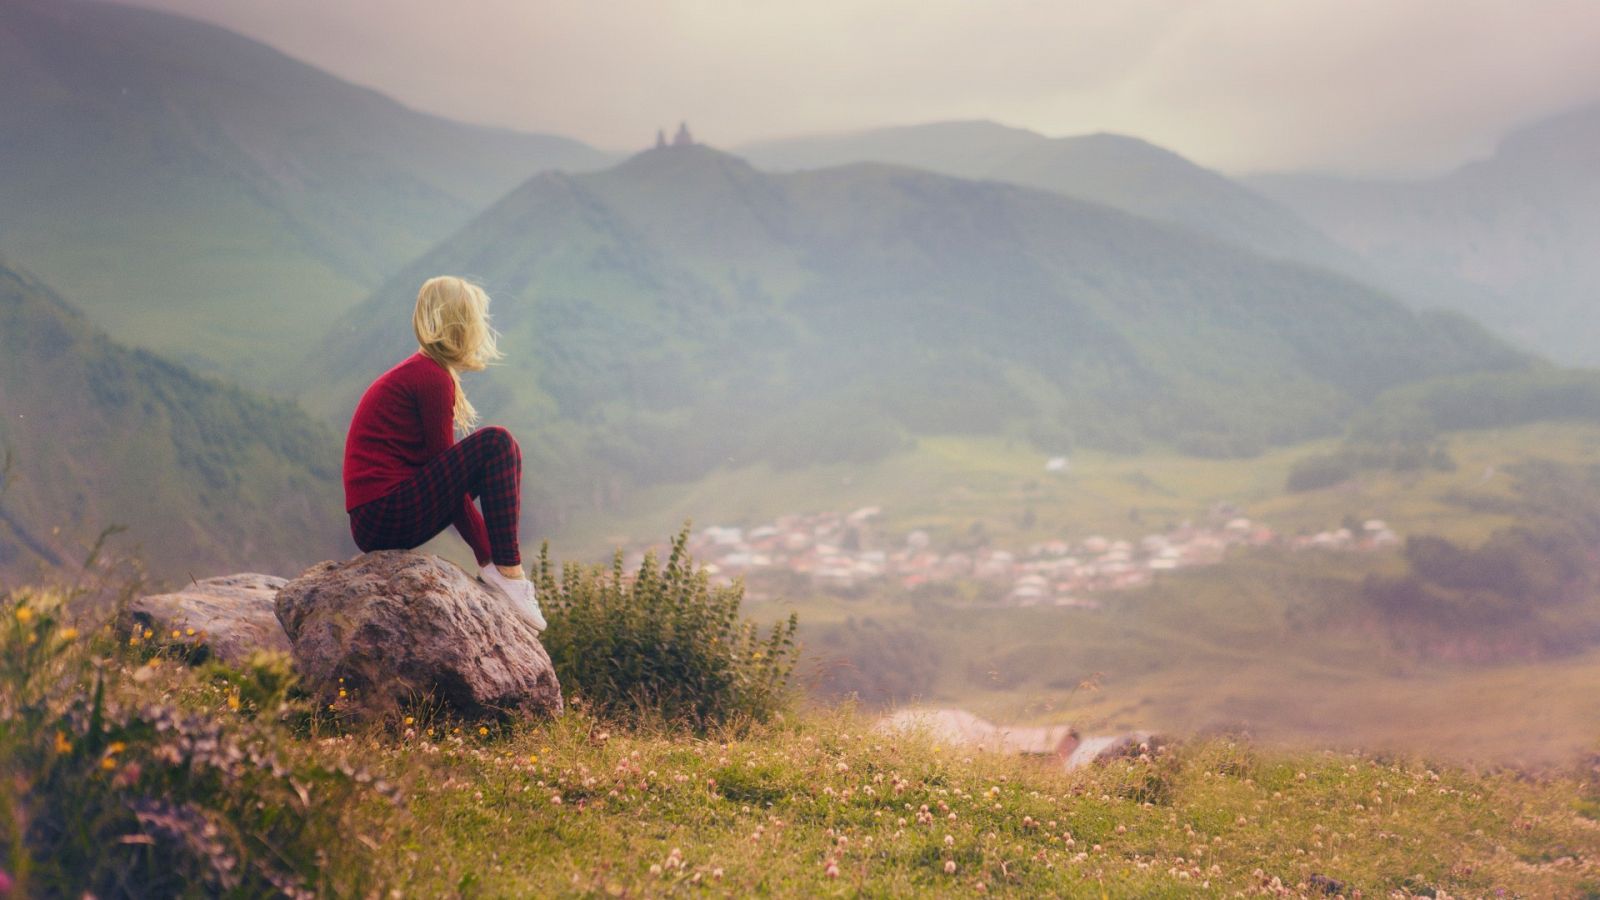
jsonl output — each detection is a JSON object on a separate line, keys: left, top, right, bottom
{"left": 60, "top": 654, "right": 1600, "bottom": 897}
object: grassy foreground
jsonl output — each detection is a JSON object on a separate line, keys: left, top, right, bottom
{"left": 26, "top": 646, "right": 1600, "bottom": 899}
{"left": 356, "top": 708, "right": 1600, "bottom": 898}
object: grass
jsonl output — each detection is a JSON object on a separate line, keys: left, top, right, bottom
{"left": 67, "top": 655, "right": 1600, "bottom": 897}
{"left": 10, "top": 517, "right": 1600, "bottom": 896}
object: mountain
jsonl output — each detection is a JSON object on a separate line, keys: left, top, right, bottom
{"left": 738, "top": 121, "right": 1358, "bottom": 272}
{"left": 0, "top": 0, "right": 609, "bottom": 386}
{"left": 1250, "top": 102, "right": 1600, "bottom": 365}
{"left": 309, "top": 144, "right": 1525, "bottom": 531}
{"left": 0, "top": 261, "right": 346, "bottom": 583}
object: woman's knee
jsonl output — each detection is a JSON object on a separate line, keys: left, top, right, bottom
{"left": 477, "top": 425, "right": 521, "bottom": 461}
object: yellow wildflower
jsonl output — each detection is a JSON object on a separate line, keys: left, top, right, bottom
{"left": 170, "top": 630, "right": 181, "bottom": 639}
{"left": 14, "top": 606, "right": 33, "bottom": 624}
{"left": 338, "top": 688, "right": 347, "bottom": 698}
{"left": 142, "top": 628, "right": 153, "bottom": 640}
{"left": 478, "top": 726, "right": 489, "bottom": 737}
{"left": 185, "top": 627, "right": 196, "bottom": 636}
{"left": 53, "top": 731, "right": 72, "bottom": 754}
{"left": 227, "top": 693, "right": 241, "bottom": 711}
{"left": 101, "top": 757, "right": 117, "bottom": 771}
{"left": 404, "top": 716, "right": 415, "bottom": 726}
{"left": 107, "top": 741, "right": 126, "bottom": 754}
{"left": 59, "top": 627, "right": 79, "bottom": 641}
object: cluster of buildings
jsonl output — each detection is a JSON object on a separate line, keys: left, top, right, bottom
{"left": 668, "top": 508, "right": 1401, "bottom": 608}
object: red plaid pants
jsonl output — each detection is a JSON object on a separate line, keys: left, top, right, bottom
{"left": 348, "top": 426, "right": 522, "bottom": 566}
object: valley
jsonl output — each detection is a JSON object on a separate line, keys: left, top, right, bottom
{"left": 533, "top": 422, "right": 1600, "bottom": 766}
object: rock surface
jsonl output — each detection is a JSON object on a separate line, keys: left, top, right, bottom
{"left": 126, "top": 573, "right": 291, "bottom": 664}
{"left": 877, "top": 707, "right": 1159, "bottom": 770}
{"left": 274, "top": 551, "right": 562, "bottom": 719}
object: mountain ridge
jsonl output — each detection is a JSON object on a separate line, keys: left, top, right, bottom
{"left": 737, "top": 120, "right": 1360, "bottom": 274}
{"left": 0, "top": 0, "right": 611, "bottom": 386}
{"left": 1249, "top": 100, "right": 1600, "bottom": 365}
{"left": 307, "top": 144, "right": 1526, "bottom": 532}
{"left": 0, "top": 259, "right": 346, "bottom": 582}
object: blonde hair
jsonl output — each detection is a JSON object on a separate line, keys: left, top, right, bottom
{"left": 413, "top": 276, "right": 503, "bottom": 432}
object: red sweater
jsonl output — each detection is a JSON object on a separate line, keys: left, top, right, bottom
{"left": 343, "top": 353, "right": 492, "bottom": 564}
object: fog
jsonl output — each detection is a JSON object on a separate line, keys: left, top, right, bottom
{"left": 122, "top": 0, "right": 1600, "bottom": 175}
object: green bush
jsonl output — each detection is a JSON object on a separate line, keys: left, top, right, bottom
{"left": 0, "top": 586, "right": 387, "bottom": 897}
{"left": 1285, "top": 452, "right": 1356, "bottom": 492}
{"left": 535, "top": 526, "right": 798, "bottom": 728}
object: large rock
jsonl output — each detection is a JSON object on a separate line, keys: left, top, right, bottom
{"left": 126, "top": 573, "right": 291, "bottom": 664}
{"left": 274, "top": 551, "right": 562, "bottom": 719}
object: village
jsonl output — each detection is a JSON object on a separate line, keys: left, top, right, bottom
{"left": 648, "top": 506, "right": 1401, "bottom": 608}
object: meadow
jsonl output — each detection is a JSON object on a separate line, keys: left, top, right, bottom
{"left": 7, "top": 590, "right": 1600, "bottom": 898}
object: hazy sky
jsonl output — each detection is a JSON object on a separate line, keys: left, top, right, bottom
{"left": 124, "top": 0, "right": 1600, "bottom": 176}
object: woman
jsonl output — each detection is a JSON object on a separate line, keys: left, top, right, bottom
{"left": 342, "top": 275, "right": 546, "bottom": 631}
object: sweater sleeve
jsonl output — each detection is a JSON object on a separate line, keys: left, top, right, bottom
{"left": 418, "top": 369, "right": 494, "bottom": 566}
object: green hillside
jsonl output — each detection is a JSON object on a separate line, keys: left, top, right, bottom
{"left": 0, "top": 262, "right": 345, "bottom": 583}
{"left": 0, "top": 0, "right": 608, "bottom": 386}
{"left": 311, "top": 144, "right": 1525, "bottom": 534}
{"left": 739, "top": 121, "right": 1360, "bottom": 272}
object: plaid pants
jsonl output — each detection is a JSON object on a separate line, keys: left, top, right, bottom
{"left": 349, "top": 426, "right": 522, "bottom": 566}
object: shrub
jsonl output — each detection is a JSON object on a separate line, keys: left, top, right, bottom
{"left": 0, "top": 585, "right": 387, "bottom": 897}
{"left": 1285, "top": 452, "right": 1356, "bottom": 492}
{"left": 535, "top": 526, "right": 798, "bottom": 728}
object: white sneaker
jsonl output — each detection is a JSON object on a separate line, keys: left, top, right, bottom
{"left": 480, "top": 565, "right": 548, "bottom": 632}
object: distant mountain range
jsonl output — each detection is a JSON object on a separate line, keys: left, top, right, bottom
{"left": 739, "top": 121, "right": 1361, "bottom": 275}
{"left": 1250, "top": 102, "right": 1600, "bottom": 366}
{"left": 0, "top": 261, "right": 345, "bottom": 583}
{"left": 310, "top": 144, "right": 1525, "bottom": 531}
{"left": 0, "top": 0, "right": 609, "bottom": 386}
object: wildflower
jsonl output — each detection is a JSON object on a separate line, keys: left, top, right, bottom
{"left": 824, "top": 859, "right": 839, "bottom": 878}
{"left": 649, "top": 864, "right": 662, "bottom": 876}
{"left": 975, "top": 882, "right": 987, "bottom": 893}
{"left": 107, "top": 741, "right": 126, "bottom": 755}
{"left": 944, "top": 860, "right": 957, "bottom": 875}
{"left": 142, "top": 628, "right": 153, "bottom": 639}
{"left": 185, "top": 627, "right": 196, "bottom": 636}
{"left": 101, "top": 756, "right": 117, "bottom": 771}
{"left": 53, "top": 731, "right": 72, "bottom": 754}
{"left": 59, "top": 626, "right": 79, "bottom": 641}
{"left": 227, "top": 693, "right": 241, "bottom": 711}
{"left": 711, "top": 868, "right": 723, "bottom": 879}
{"left": 479, "top": 726, "right": 489, "bottom": 737}
{"left": 339, "top": 688, "right": 348, "bottom": 698}
{"left": 14, "top": 606, "right": 33, "bottom": 624}
{"left": 528, "top": 755, "right": 539, "bottom": 765}
{"left": 171, "top": 629, "right": 181, "bottom": 639}
{"left": 405, "top": 716, "right": 415, "bottom": 725}
{"left": 551, "top": 794, "right": 563, "bottom": 805}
